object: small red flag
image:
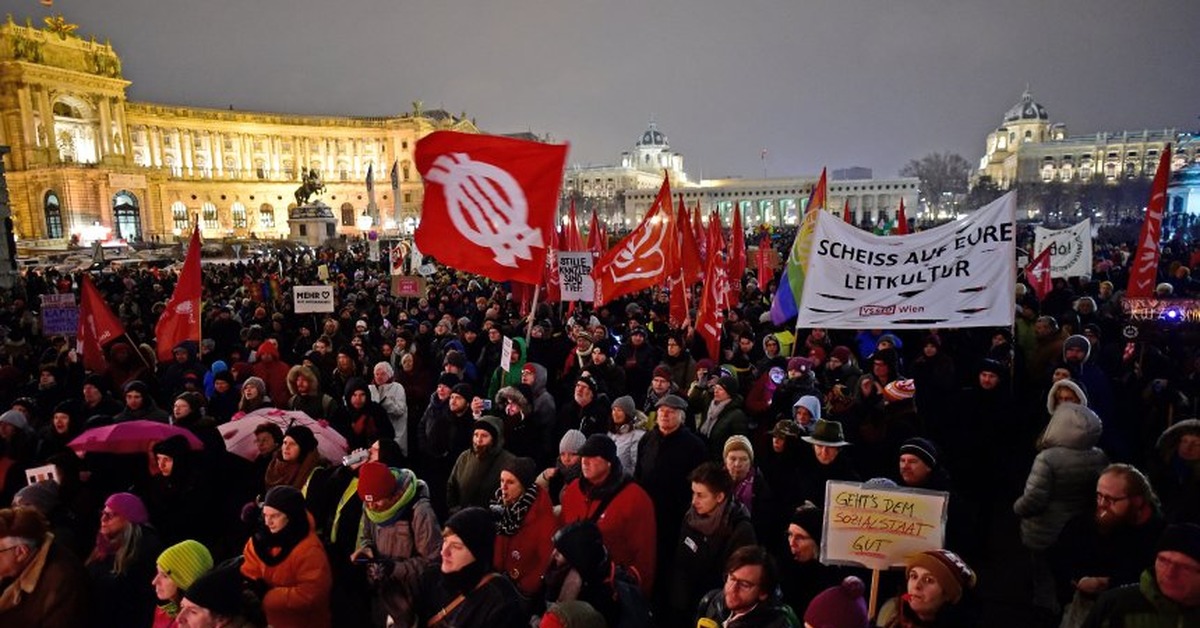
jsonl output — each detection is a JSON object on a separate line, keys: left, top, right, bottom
{"left": 544, "top": 227, "right": 562, "bottom": 302}
{"left": 586, "top": 211, "right": 605, "bottom": 258}
{"left": 676, "top": 197, "right": 703, "bottom": 283}
{"left": 593, "top": 177, "right": 673, "bottom": 306}
{"left": 757, "top": 234, "right": 774, "bottom": 292}
{"left": 844, "top": 198, "right": 853, "bottom": 224}
{"left": 155, "top": 226, "right": 203, "bottom": 363}
{"left": 413, "top": 131, "right": 568, "bottom": 284}
{"left": 566, "top": 199, "right": 583, "bottom": 253}
{"left": 728, "top": 202, "right": 747, "bottom": 302}
{"left": 895, "top": 198, "right": 910, "bottom": 235}
{"left": 1126, "top": 145, "right": 1172, "bottom": 298}
{"left": 696, "top": 249, "right": 731, "bottom": 361}
{"left": 1026, "top": 246, "right": 1053, "bottom": 302}
{"left": 77, "top": 275, "right": 127, "bottom": 373}
{"left": 693, "top": 202, "right": 708, "bottom": 266}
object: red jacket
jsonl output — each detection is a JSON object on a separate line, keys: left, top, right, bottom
{"left": 240, "top": 514, "right": 333, "bottom": 628}
{"left": 251, "top": 358, "right": 291, "bottom": 409}
{"left": 559, "top": 474, "right": 657, "bottom": 596}
{"left": 494, "top": 488, "right": 556, "bottom": 597}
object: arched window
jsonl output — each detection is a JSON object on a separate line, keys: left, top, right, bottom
{"left": 341, "top": 202, "right": 355, "bottom": 226}
{"left": 259, "top": 204, "right": 275, "bottom": 229}
{"left": 231, "top": 202, "right": 247, "bottom": 229}
{"left": 44, "top": 191, "right": 63, "bottom": 239}
{"left": 113, "top": 191, "right": 141, "bottom": 241}
{"left": 202, "top": 202, "right": 218, "bottom": 231}
{"left": 171, "top": 201, "right": 189, "bottom": 232}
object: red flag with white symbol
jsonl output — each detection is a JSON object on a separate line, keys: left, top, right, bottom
{"left": 1025, "top": 245, "right": 1053, "bottom": 302}
{"left": 414, "top": 131, "right": 568, "bottom": 284}
{"left": 1126, "top": 145, "right": 1172, "bottom": 298}
{"left": 78, "top": 274, "right": 126, "bottom": 373}
{"left": 593, "top": 177, "right": 673, "bottom": 306}
{"left": 155, "top": 225, "right": 202, "bottom": 363}
{"left": 696, "top": 249, "right": 730, "bottom": 361}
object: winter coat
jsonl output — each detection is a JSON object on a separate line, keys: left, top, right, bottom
{"left": 415, "top": 565, "right": 524, "bottom": 627}
{"left": 0, "top": 534, "right": 91, "bottom": 628}
{"left": 357, "top": 481, "right": 442, "bottom": 625}
{"left": 446, "top": 416, "right": 516, "bottom": 512}
{"left": 695, "top": 588, "right": 799, "bottom": 628}
{"left": 556, "top": 394, "right": 612, "bottom": 438}
{"left": 1082, "top": 569, "right": 1200, "bottom": 628}
{"left": 635, "top": 426, "right": 709, "bottom": 585}
{"left": 240, "top": 513, "right": 334, "bottom": 628}
{"left": 87, "top": 524, "right": 162, "bottom": 628}
{"left": 493, "top": 486, "right": 556, "bottom": 597}
{"left": 699, "top": 396, "right": 750, "bottom": 460}
{"left": 560, "top": 470, "right": 658, "bottom": 596}
{"left": 331, "top": 383, "right": 395, "bottom": 451}
{"left": 668, "top": 501, "right": 757, "bottom": 619}
{"left": 610, "top": 418, "right": 649, "bottom": 473}
{"left": 370, "top": 380, "right": 409, "bottom": 454}
{"left": 1014, "top": 402, "right": 1109, "bottom": 550}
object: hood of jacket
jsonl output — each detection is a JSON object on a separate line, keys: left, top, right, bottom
{"left": 527, "top": 362, "right": 549, "bottom": 396}
{"left": 1046, "top": 378, "right": 1089, "bottom": 415}
{"left": 1039, "top": 401, "right": 1102, "bottom": 450}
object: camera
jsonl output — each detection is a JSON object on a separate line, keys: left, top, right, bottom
{"left": 482, "top": 399, "right": 493, "bottom": 411}
{"left": 342, "top": 449, "right": 369, "bottom": 467}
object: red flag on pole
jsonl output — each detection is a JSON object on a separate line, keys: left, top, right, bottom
{"left": 844, "top": 198, "right": 853, "bottom": 224}
{"left": 676, "top": 197, "right": 703, "bottom": 283}
{"left": 1126, "top": 145, "right": 1172, "bottom": 298}
{"left": 155, "top": 225, "right": 203, "bottom": 363}
{"left": 729, "top": 202, "right": 747, "bottom": 302}
{"left": 593, "top": 177, "right": 673, "bottom": 306}
{"left": 566, "top": 199, "right": 583, "bottom": 253}
{"left": 707, "top": 210, "right": 723, "bottom": 261}
{"left": 413, "top": 131, "right": 568, "bottom": 284}
{"left": 693, "top": 202, "right": 708, "bottom": 266}
{"left": 77, "top": 274, "right": 127, "bottom": 373}
{"left": 587, "top": 211, "right": 605, "bottom": 258}
{"left": 895, "top": 198, "right": 910, "bottom": 235}
{"left": 1025, "top": 246, "right": 1053, "bottom": 302}
{"left": 544, "top": 227, "right": 562, "bottom": 302}
{"left": 667, "top": 197, "right": 689, "bottom": 327}
{"left": 696, "top": 249, "right": 731, "bottom": 361}
{"left": 757, "top": 234, "right": 774, "bottom": 292}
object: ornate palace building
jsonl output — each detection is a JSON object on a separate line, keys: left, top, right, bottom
{"left": 0, "top": 14, "right": 477, "bottom": 246}
{"left": 977, "top": 90, "right": 1198, "bottom": 189}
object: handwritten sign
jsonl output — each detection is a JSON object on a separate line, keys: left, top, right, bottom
{"left": 821, "top": 480, "right": 948, "bottom": 570}
{"left": 500, "top": 336, "right": 514, "bottom": 372}
{"left": 41, "top": 293, "right": 79, "bottom": 336}
{"left": 557, "top": 252, "right": 595, "bottom": 302}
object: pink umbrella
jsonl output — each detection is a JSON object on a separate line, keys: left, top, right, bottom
{"left": 69, "top": 420, "right": 204, "bottom": 456}
{"left": 219, "top": 408, "right": 349, "bottom": 463}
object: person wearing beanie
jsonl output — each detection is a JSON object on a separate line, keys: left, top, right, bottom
{"left": 86, "top": 492, "right": 164, "bottom": 628}
{"left": 234, "top": 376, "right": 272, "bottom": 419}
{"left": 331, "top": 377, "right": 395, "bottom": 451}
{"left": 146, "top": 434, "right": 215, "bottom": 548}
{"left": 561, "top": 431, "right": 657, "bottom": 597}
{"left": 558, "top": 373, "right": 613, "bottom": 439}
{"left": 818, "top": 345, "right": 862, "bottom": 401}
{"left": 777, "top": 502, "right": 847, "bottom": 615}
{"left": 447, "top": 416, "right": 516, "bottom": 513}
{"left": 250, "top": 338, "right": 291, "bottom": 412}
{"left": 699, "top": 375, "right": 750, "bottom": 461}
{"left": 240, "top": 485, "right": 333, "bottom": 628}
{"left": 540, "top": 600, "right": 607, "bottom": 628}
{"left": 608, "top": 395, "right": 649, "bottom": 472}
{"left": 643, "top": 364, "right": 680, "bottom": 417}
{"left": 661, "top": 330, "right": 698, "bottom": 393}
{"left": 286, "top": 364, "right": 339, "bottom": 423}
{"left": 492, "top": 456, "right": 556, "bottom": 598}
{"left": 264, "top": 424, "right": 326, "bottom": 491}
{"left": 114, "top": 380, "right": 171, "bottom": 423}
{"left": 1083, "top": 523, "right": 1200, "bottom": 626}
{"left": 179, "top": 563, "right": 258, "bottom": 627}
{"left": 151, "top": 540, "right": 213, "bottom": 627}
{"left": 897, "top": 437, "right": 951, "bottom": 491}
{"left": 349, "top": 463, "right": 440, "bottom": 627}
{"left": 804, "top": 575, "right": 870, "bottom": 628}
{"left": 415, "top": 507, "right": 522, "bottom": 626}
{"left": 540, "top": 429, "right": 586, "bottom": 507}
{"left": 418, "top": 366, "right": 476, "bottom": 520}
{"left": 696, "top": 545, "right": 794, "bottom": 627}
{"left": 876, "top": 549, "right": 976, "bottom": 627}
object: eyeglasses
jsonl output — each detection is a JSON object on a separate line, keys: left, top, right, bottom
{"left": 1095, "top": 492, "right": 1129, "bottom": 506}
{"left": 725, "top": 573, "right": 760, "bottom": 591}
{"left": 100, "top": 510, "right": 120, "bottom": 521}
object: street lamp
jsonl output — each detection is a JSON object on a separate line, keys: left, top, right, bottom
{"left": 356, "top": 211, "right": 373, "bottom": 234}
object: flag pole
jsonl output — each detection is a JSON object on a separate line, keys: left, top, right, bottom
{"left": 525, "top": 284, "right": 541, "bottom": 345}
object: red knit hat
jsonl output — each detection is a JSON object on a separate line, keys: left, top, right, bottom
{"left": 357, "top": 462, "right": 397, "bottom": 504}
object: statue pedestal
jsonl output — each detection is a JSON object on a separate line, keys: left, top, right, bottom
{"left": 287, "top": 201, "right": 337, "bottom": 246}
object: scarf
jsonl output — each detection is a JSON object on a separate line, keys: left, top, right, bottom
{"left": 363, "top": 469, "right": 420, "bottom": 526}
{"left": 264, "top": 449, "right": 322, "bottom": 490}
{"left": 700, "top": 399, "right": 729, "bottom": 436}
{"left": 250, "top": 514, "right": 309, "bottom": 567}
{"left": 684, "top": 500, "right": 730, "bottom": 538}
{"left": 492, "top": 484, "right": 539, "bottom": 536}
{"left": 733, "top": 473, "right": 755, "bottom": 516}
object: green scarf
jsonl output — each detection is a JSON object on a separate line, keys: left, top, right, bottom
{"left": 363, "top": 468, "right": 419, "bottom": 526}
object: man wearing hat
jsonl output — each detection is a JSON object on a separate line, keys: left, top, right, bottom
{"left": 418, "top": 377, "right": 474, "bottom": 519}
{"left": 642, "top": 365, "right": 679, "bottom": 418}
{"left": 556, "top": 374, "right": 611, "bottom": 439}
{"left": 447, "top": 416, "right": 516, "bottom": 512}
{"left": 561, "top": 433, "right": 657, "bottom": 597}
{"left": 519, "top": 362, "right": 558, "bottom": 446}
{"left": 797, "top": 419, "right": 860, "bottom": 507}
{"left": 178, "top": 564, "right": 256, "bottom": 628}
{"left": 1084, "top": 523, "right": 1200, "bottom": 625}
{"left": 115, "top": 380, "right": 170, "bottom": 423}
{"left": 0, "top": 506, "right": 91, "bottom": 626}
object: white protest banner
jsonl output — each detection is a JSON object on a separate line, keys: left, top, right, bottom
{"left": 822, "top": 480, "right": 949, "bottom": 570}
{"left": 557, "top": 251, "right": 595, "bottom": 302}
{"left": 292, "top": 285, "right": 336, "bottom": 314}
{"left": 500, "top": 336, "right": 514, "bottom": 372}
{"left": 1034, "top": 218, "right": 1092, "bottom": 279}
{"left": 797, "top": 192, "right": 1016, "bottom": 329}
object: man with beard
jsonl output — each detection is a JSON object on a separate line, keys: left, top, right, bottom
{"left": 556, "top": 375, "right": 611, "bottom": 438}
{"left": 1052, "top": 464, "right": 1165, "bottom": 626}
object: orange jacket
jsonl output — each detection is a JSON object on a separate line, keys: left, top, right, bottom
{"left": 240, "top": 514, "right": 332, "bottom": 628}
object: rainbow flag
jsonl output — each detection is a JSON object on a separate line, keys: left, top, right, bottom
{"left": 770, "top": 168, "right": 826, "bottom": 325}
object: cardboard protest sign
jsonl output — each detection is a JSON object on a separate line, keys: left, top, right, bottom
{"left": 797, "top": 192, "right": 1016, "bottom": 329}
{"left": 293, "top": 285, "right": 336, "bottom": 314}
{"left": 1034, "top": 219, "right": 1092, "bottom": 279}
{"left": 557, "top": 251, "right": 595, "bottom": 302}
{"left": 821, "top": 480, "right": 949, "bottom": 570}
{"left": 500, "top": 336, "right": 514, "bottom": 372}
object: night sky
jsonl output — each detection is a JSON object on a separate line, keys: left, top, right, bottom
{"left": 13, "top": 0, "right": 1200, "bottom": 178}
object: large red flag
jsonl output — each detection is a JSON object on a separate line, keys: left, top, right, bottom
{"left": 566, "top": 199, "right": 583, "bottom": 253}
{"left": 593, "top": 177, "right": 673, "bottom": 306}
{"left": 1026, "top": 246, "right": 1053, "bottom": 302}
{"left": 757, "top": 234, "right": 774, "bottom": 292}
{"left": 895, "top": 198, "right": 910, "bottom": 235}
{"left": 155, "top": 226, "right": 202, "bottom": 363}
{"left": 676, "top": 197, "right": 703, "bottom": 283}
{"left": 78, "top": 274, "right": 127, "bottom": 373}
{"left": 1126, "top": 145, "right": 1172, "bottom": 298}
{"left": 586, "top": 211, "right": 605, "bottom": 258}
{"left": 667, "top": 197, "right": 689, "bottom": 327}
{"left": 692, "top": 202, "right": 707, "bottom": 265}
{"left": 413, "top": 131, "right": 568, "bottom": 284}
{"left": 844, "top": 198, "right": 853, "bottom": 224}
{"left": 729, "top": 202, "right": 747, "bottom": 302}
{"left": 544, "top": 227, "right": 562, "bottom": 302}
{"left": 696, "top": 249, "right": 731, "bottom": 361}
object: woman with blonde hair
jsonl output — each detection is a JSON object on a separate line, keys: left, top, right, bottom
{"left": 86, "top": 492, "right": 163, "bottom": 628}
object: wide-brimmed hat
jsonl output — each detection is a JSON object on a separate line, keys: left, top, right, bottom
{"left": 801, "top": 419, "right": 850, "bottom": 447}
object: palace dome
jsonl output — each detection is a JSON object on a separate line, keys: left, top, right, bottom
{"left": 637, "top": 122, "right": 668, "bottom": 147}
{"left": 1004, "top": 90, "right": 1048, "bottom": 122}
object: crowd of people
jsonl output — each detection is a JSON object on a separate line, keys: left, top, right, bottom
{"left": 0, "top": 232, "right": 1197, "bottom": 627}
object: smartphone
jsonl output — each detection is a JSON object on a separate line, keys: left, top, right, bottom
{"left": 481, "top": 399, "right": 493, "bottom": 411}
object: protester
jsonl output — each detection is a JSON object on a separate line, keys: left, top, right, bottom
{"left": 491, "top": 456, "right": 556, "bottom": 601}
{"left": 446, "top": 415, "right": 515, "bottom": 512}
{"left": 694, "top": 545, "right": 797, "bottom": 627}
{"left": 263, "top": 425, "right": 324, "bottom": 491}
{"left": 0, "top": 506, "right": 91, "bottom": 627}
{"left": 152, "top": 540, "right": 214, "bottom": 628}
{"left": 804, "top": 576, "right": 870, "bottom": 628}
{"left": 87, "top": 492, "right": 163, "bottom": 628}
{"left": 414, "top": 507, "right": 523, "bottom": 625}
{"left": 1082, "top": 523, "right": 1200, "bottom": 627}
{"left": 876, "top": 549, "right": 977, "bottom": 627}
